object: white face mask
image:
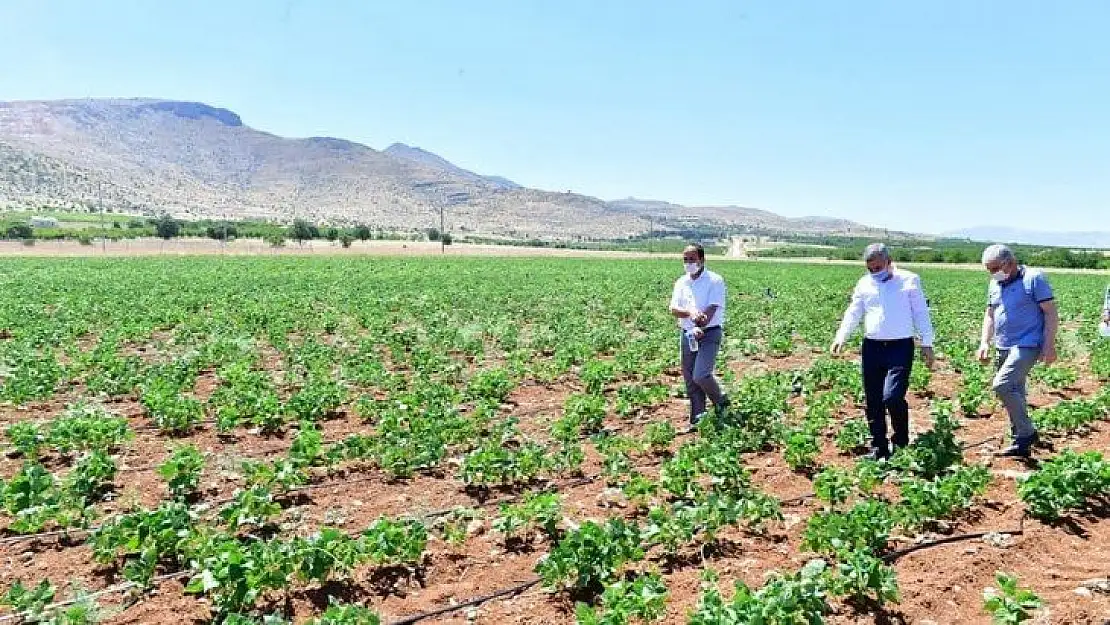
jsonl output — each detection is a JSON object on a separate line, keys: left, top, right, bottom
{"left": 991, "top": 270, "right": 1009, "bottom": 282}
{"left": 684, "top": 262, "right": 701, "bottom": 275}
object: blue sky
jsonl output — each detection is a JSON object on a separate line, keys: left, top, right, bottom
{"left": 1, "top": 0, "right": 1107, "bottom": 234}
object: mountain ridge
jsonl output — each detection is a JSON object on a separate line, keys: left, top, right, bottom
{"left": 384, "top": 143, "right": 521, "bottom": 190}
{"left": 0, "top": 97, "right": 896, "bottom": 239}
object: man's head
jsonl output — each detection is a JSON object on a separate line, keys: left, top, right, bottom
{"left": 863, "top": 243, "right": 892, "bottom": 276}
{"left": 683, "top": 244, "right": 705, "bottom": 276}
{"left": 982, "top": 244, "right": 1018, "bottom": 281}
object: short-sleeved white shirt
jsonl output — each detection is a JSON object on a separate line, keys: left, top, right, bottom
{"left": 670, "top": 269, "right": 726, "bottom": 331}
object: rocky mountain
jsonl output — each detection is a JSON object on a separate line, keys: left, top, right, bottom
{"left": 0, "top": 98, "right": 635, "bottom": 237}
{"left": 0, "top": 98, "right": 893, "bottom": 239}
{"left": 384, "top": 143, "right": 520, "bottom": 190}
{"left": 608, "top": 198, "right": 892, "bottom": 237}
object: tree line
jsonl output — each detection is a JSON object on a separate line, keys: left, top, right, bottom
{"left": 1, "top": 214, "right": 452, "bottom": 248}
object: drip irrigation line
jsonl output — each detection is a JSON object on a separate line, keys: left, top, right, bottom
{"left": 116, "top": 433, "right": 357, "bottom": 473}
{"left": 960, "top": 436, "right": 1001, "bottom": 451}
{"left": 881, "top": 527, "right": 1024, "bottom": 563}
{"left": 781, "top": 492, "right": 815, "bottom": 506}
{"left": 0, "top": 571, "right": 190, "bottom": 624}
{"left": 0, "top": 526, "right": 91, "bottom": 546}
{"left": 386, "top": 577, "right": 541, "bottom": 625}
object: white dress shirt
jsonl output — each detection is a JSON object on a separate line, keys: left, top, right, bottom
{"left": 834, "top": 267, "right": 935, "bottom": 347}
{"left": 671, "top": 269, "right": 726, "bottom": 332}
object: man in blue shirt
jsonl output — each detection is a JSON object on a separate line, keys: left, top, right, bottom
{"left": 976, "top": 244, "right": 1059, "bottom": 458}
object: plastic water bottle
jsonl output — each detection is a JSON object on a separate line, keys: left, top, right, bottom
{"left": 686, "top": 330, "right": 699, "bottom": 352}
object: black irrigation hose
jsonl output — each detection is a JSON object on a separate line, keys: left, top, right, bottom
{"left": 417, "top": 475, "right": 598, "bottom": 521}
{"left": 383, "top": 523, "right": 1031, "bottom": 625}
{"left": 130, "top": 418, "right": 219, "bottom": 433}
{"left": 882, "top": 526, "right": 1025, "bottom": 564}
{"left": 960, "top": 436, "right": 1001, "bottom": 451}
{"left": 0, "top": 526, "right": 92, "bottom": 546}
{"left": 0, "top": 571, "right": 191, "bottom": 624}
{"left": 116, "top": 433, "right": 357, "bottom": 473}
{"left": 0, "top": 474, "right": 384, "bottom": 547}
{"left": 781, "top": 493, "right": 815, "bottom": 506}
{"left": 386, "top": 577, "right": 542, "bottom": 625}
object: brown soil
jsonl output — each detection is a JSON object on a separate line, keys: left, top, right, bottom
{"left": 0, "top": 350, "right": 1108, "bottom": 625}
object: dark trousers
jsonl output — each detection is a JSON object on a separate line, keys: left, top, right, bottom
{"left": 861, "top": 338, "right": 914, "bottom": 451}
{"left": 680, "top": 326, "right": 725, "bottom": 421}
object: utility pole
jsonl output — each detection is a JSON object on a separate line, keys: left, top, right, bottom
{"left": 98, "top": 181, "right": 106, "bottom": 253}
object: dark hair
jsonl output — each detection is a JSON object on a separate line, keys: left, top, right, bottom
{"left": 684, "top": 243, "right": 705, "bottom": 260}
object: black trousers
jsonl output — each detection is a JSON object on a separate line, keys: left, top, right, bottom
{"left": 861, "top": 338, "right": 915, "bottom": 450}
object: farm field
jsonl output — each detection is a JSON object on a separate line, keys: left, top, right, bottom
{"left": 0, "top": 256, "right": 1108, "bottom": 625}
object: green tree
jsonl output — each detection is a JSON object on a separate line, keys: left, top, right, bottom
{"left": 5, "top": 224, "right": 33, "bottom": 240}
{"left": 289, "top": 219, "right": 319, "bottom": 244}
{"left": 354, "top": 224, "right": 372, "bottom": 241}
{"left": 205, "top": 223, "right": 238, "bottom": 241}
{"left": 442, "top": 232, "right": 453, "bottom": 246}
{"left": 154, "top": 214, "right": 181, "bottom": 240}
{"left": 340, "top": 234, "right": 355, "bottom": 248}
{"left": 427, "top": 228, "right": 441, "bottom": 241}
{"left": 325, "top": 227, "right": 340, "bottom": 242}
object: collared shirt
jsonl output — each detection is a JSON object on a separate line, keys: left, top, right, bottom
{"left": 834, "top": 267, "right": 935, "bottom": 347}
{"left": 988, "top": 266, "right": 1054, "bottom": 349}
{"left": 670, "top": 269, "right": 726, "bottom": 332}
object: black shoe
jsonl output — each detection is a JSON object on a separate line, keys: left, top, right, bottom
{"left": 862, "top": 447, "right": 891, "bottom": 461}
{"left": 681, "top": 415, "right": 702, "bottom": 435}
{"left": 997, "top": 443, "right": 1031, "bottom": 458}
{"left": 997, "top": 433, "right": 1038, "bottom": 458}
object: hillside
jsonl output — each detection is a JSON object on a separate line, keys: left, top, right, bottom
{"left": 0, "top": 98, "right": 892, "bottom": 239}
{"left": 0, "top": 99, "right": 639, "bottom": 238}
{"left": 384, "top": 143, "right": 521, "bottom": 190}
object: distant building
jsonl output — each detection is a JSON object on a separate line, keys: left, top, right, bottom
{"left": 30, "top": 216, "right": 58, "bottom": 228}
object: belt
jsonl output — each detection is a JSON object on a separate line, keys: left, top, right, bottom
{"left": 864, "top": 337, "right": 913, "bottom": 345}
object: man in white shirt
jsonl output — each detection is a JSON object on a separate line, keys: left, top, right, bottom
{"left": 831, "top": 243, "right": 936, "bottom": 460}
{"left": 1101, "top": 285, "right": 1110, "bottom": 336}
{"left": 670, "top": 244, "right": 729, "bottom": 430}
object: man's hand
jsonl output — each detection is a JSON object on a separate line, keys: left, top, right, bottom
{"left": 1041, "top": 344, "right": 1058, "bottom": 365}
{"left": 976, "top": 344, "right": 991, "bottom": 364}
{"left": 920, "top": 346, "right": 935, "bottom": 370}
{"left": 830, "top": 341, "right": 845, "bottom": 354}
{"left": 692, "top": 327, "right": 705, "bottom": 340}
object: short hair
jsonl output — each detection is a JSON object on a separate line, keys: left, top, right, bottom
{"left": 982, "top": 244, "right": 1015, "bottom": 266}
{"left": 863, "top": 243, "right": 890, "bottom": 263}
{"left": 684, "top": 243, "right": 705, "bottom": 260}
